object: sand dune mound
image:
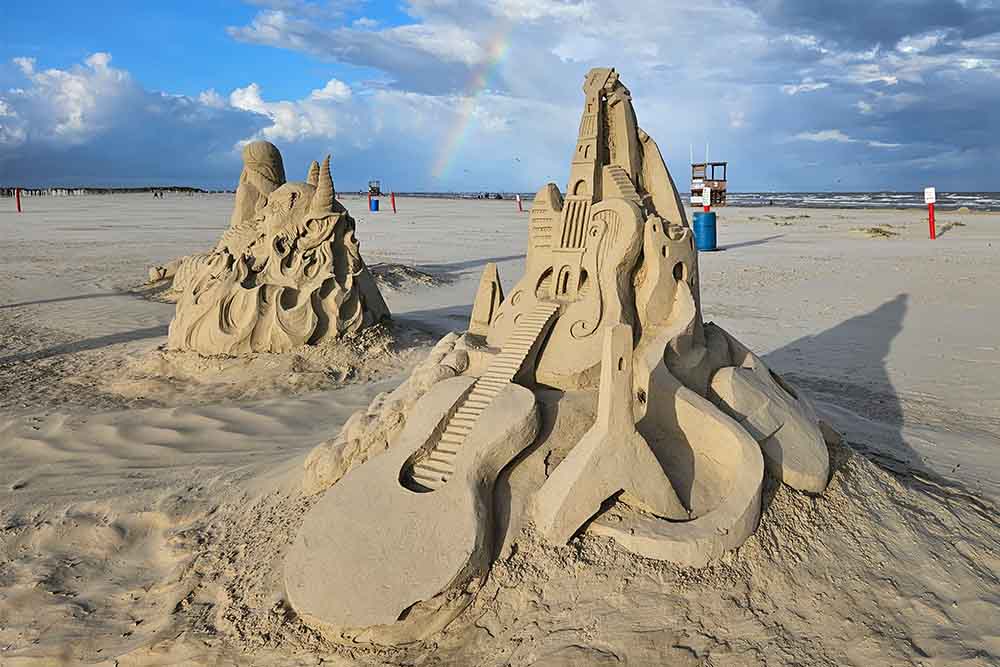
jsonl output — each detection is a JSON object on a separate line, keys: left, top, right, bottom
{"left": 109, "top": 323, "right": 435, "bottom": 406}
{"left": 369, "top": 262, "right": 449, "bottom": 292}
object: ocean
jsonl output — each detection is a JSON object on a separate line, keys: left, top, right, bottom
{"left": 712, "top": 192, "right": 1000, "bottom": 211}
{"left": 390, "top": 191, "right": 1000, "bottom": 211}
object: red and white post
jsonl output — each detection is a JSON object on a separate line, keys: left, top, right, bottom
{"left": 390, "top": 191, "right": 397, "bottom": 214}
{"left": 15, "top": 187, "right": 22, "bottom": 213}
{"left": 702, "top": 187, "right": 712, "bottom": 213}
{"left": 516, "top": 193, "right": 523, "bottom": 213}
{"left": 924, "top": 186, "right": 936, "bottom": 240}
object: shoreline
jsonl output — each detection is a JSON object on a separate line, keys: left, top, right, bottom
{"left": 4, "top": 188, "right": 1000, "bottom": 212}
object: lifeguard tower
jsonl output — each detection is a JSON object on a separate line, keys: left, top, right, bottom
{"left": 690, "top": 162, "right": 728, "bottom": 207}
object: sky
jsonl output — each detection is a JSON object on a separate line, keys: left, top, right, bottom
{"left": 0, "top": 0, "right": 998, "bottom": 192}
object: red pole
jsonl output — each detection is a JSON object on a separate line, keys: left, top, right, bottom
{"left": 516, "top": 194, "right": 523, "bottom": 213}
{"left": 391, "top": 191, "right": 397, "bottom": 214}
{"left": 15, "top": 187, "right": 22, "bottom": 213}
{"left": 928, "top": 202, "right": 936, "bottom": 240}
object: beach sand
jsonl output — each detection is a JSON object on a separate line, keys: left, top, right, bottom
{"left": 1, "top": 194, "right": 998, "bottom": 665}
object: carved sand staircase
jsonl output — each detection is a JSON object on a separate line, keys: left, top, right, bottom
{"left": 605, "top": 165, "right": 638, "bottom": 199}
{"left": 408, "top": 302, "right": 560, "bottom": 491}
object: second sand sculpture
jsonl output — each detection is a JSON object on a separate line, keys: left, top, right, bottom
{"left": 163, "top": 143, "right": 389, "bottom": 355}
{"left": 285, "top": 68, "right": 834, "bottom": 645}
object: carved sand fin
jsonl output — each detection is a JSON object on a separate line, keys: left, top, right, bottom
{"left": 530, "top": 324, "right": 688, "bottom": 544}
{"left": 309, "top": 155, "right": 335, "bottom": 218}
{"left": 468, "top": 262, "right": 504, "bottom": 337}
{"left": 307, "top": 160, "right": 320, "bottom": 186}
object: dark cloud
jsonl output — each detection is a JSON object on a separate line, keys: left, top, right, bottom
{"left": 740, "top": 0, "right": 1000, "bottom": 48}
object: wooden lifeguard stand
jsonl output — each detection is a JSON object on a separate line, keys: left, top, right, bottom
{"left": 690, "top": 162, "right": 728, "bottom": 207}
{"left": 368, "top": 180, "right": 382, "bottom": 197}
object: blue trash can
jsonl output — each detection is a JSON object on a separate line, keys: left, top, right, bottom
{"left": 692, "top": 211, "right": 718, "bottom": 251}
{"left": 370, "top": 198, "right": 380, "bottom": 212}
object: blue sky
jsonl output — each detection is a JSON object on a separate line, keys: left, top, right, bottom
{"left": 1, "top": 0, "right": 998, "bottom": 192}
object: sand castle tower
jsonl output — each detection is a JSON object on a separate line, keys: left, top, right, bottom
{"left": 285, "top": 68, "right": 834, "bottom": 645}
{"left": 163, "top": 144, "right": 389, "bottom": 355}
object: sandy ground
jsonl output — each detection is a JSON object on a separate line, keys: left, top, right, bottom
{"left": 0, "top": 194, "right": 998, "bottom": 665}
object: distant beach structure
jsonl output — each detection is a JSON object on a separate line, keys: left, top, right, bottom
{"left": 0, "top": 186, "right": 231, "bottom": 197}
{"left": 690, "top": 161, "right": 729, "bottom": 207}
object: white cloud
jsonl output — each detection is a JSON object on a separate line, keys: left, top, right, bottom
{"left": 0, "top": 99, "right": 25, "bottom": 146}
{"left": 3, "top": 52, "right": 131, "bottom": 143}
{"left": 230, "top": 82, "right": 342, "bottom": 142}
{"left": 489, "top": 0, "right": 593, "bottom": 21}
{"left": 198, "top": 89, "right": 227, "bottom": 108}
{"left": 795, "top": 129, "right": 854, "bottom": 143}
{"left": 847, "top": 63, "right": 899, "bottom": 86}
{"left": 781, "top": 33, "right": 828, "bottom": 53}
{"left": 385, "top": 23, "right": 486, "bottom": 66}
{"left": 897, "top": 30, "right": 947, "bottom": 54}
{"left": 794, "top": 129, "right": 901, "bottom": 148}
{"left": 225, "top": 78, "right": 357, "bottom": 143}
{"left": 13, "top": 57, "right": 36, "bottom": 75}
{"left": 781, "top": 78, "right": 830, "bottom": 95}
{"left": 0, "top": 53, "right": 267, "bottom": 185}
{"left": 309, "top": 79, "right": 352, "bottom": 102}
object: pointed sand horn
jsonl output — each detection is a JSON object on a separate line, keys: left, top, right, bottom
{"left": 307, "top": 160, "right": 320, "bottom": 186}
{"left": 309, "top": 155, "right": 335, "bottom": 217}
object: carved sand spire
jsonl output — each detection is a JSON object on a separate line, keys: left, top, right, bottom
{"left": 286, "top": 66, "right": 835, "bottom": 647}
{"left": 306, "top": 159, "right": 320, "bottom": 186}
{"left": 468, "top": 262, "right": 504, "bottom": 337}
{"left": 165, "top": 146, "right": 389, "bottom": 355}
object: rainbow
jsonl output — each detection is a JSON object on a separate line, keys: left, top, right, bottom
{"left": 430, "top": 23, "right": 513, "bottom": 181}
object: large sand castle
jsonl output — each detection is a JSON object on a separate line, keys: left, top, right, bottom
{"left": 286, "top": 67, "right": 836, "bottom": 645}
{"left": 157, "top": 143, "right": 389, "bottom": 355}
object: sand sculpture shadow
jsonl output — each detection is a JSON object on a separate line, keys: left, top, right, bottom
{"left": 283, "top": 67, "right": 839, "bottom": 647}
{"left": 719, "top": 233, "right": 785, "bottom": 250}
{"left": 0, "top": 292, "right": 128, "bottom": 310}
{"left": 0, "top": 325, "right": 169, "bottom": 365}
{"left": 764, "top": 294, "right": 934, "bottom": 483}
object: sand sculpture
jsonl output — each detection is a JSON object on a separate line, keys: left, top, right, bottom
{"left": 162, "top": 142, "right": 389, "bottom": 355}
{"left": 285, "top": 67, "right": 834, "bottom": 645}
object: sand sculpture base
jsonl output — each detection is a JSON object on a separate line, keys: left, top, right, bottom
{"left": 283, "top": 67, "right": 835, "bottom": 646}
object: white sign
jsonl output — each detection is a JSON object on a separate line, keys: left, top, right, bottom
{"left": 703, "top": 187, "right": 712, "bottom": 206}
{"left": 691, "top": 195, "right": 703, "bottom": 205}
{"left": 924, "top": 187, "right": 936, "bottom": 204}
